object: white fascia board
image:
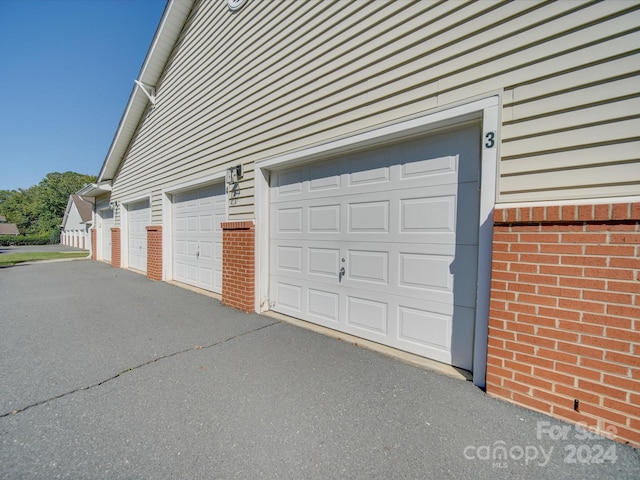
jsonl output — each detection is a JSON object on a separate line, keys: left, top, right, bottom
{"left": 97, "top": 0, "right": 195, "bottom": 182}
{"left": 76, "top": 181, "right": 112, "bottom": 197}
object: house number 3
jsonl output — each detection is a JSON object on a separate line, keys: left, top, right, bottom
{"left": 484, "top": 131, "right": 496, "bottom": 149}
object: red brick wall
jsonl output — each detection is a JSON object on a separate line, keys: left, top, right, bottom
{"left": 91, "top": 229, "right": 97, "bottom": 260}
{"left": 146, "top": 225, "right": 163, "bottom": 281}
{"left": 487, "top": 202, "right": 640, "bottom": 446}
{"left": 111, "top": 227, "right": 121, "bottom": 268}
{"left": 222, "top": 220, "right": 255, "bottom": 312}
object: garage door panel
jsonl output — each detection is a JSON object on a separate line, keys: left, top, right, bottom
{"left": 175, "top": 240, "right": 186, "bottom": 255}
{"left": 308, "top": 288, "right": 340, "bottom": 323}
{"left": 400, "top": 196, "right": 455, "bottom": 233}
{"left": 175, "top": 262, "right": 185, "bottom": 277}
{"left": 399, "top": 253, "right": 452, "bottom": 291}
{"left": 398, "top": 306, "right": 450, "bottom": 350}
{"left": 309, "top": 161, "right": 341, "bottom": 191}
{"left": 199, "top": 241, "right": 214, "bottom": 260}
{"left": 275, "top": 207, "right": 303, "bottom": 232}
{"left": 276, "top": 245, "right": 303, "bottom": 272}
{"left": 199, "top": 214, "right": 214, "bottom": 232}
{"left": 309, "top": 204, "right": 341, "bottom": 232}
{"left": 186, "top": 240, "right": 198, "bottom": 256}
{"left": 173, "top": 183, "right": 225, "bottom": 293}
{"left": 347, "top": 162, "right": 390, "bottom": 187}
{"left": 274, "top": 168, "right": 303, "bottom": 192}
{"left": 200, "top": 269, "right": 213, "bottom": 290}
{"left": 274, "top": 187, "right": 461, "bottom": 244}
{"left": 348, "top": 201, "right": 389, "bottom": 233}
{"left": 348, "top": 276, "right": 454, "bottom": 309}
{"left": 400, "top": 153, "right": 457, "bottom": 180}
{"left": 398, "top": 125, "right": 479, "bottom": 180}
{"left": 186, "top": 264, "right": 198, "bottom": 283}
{"left": 308, "top": 247, "right": 340, "bottom": 277}
{"left": 346, "top": 296, "right": 388, "bottom": 334}
{"left": 270, "top": 123, "right": 480, "bottom": 371}
{"left": 347, "top": 250, "right": 388, "bottom": 284}
{"left": 276, "top": 282, "right": 303, "bottom": 312}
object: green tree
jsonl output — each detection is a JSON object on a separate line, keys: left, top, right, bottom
{"left": 31, "top": 171, "right": 96, "bottom": 236}
{"left": 0, "top": 171, "right": 96, "bottom": 239}
{"left": 0, "top": 187, "right": 37, "bottom": 233}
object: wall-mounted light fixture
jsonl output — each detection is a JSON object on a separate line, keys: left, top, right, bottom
{"left": 226, "top": 164, "right": 243, "bottom": 185}
{"left": 226, "top": 165, "right": 243, "bottom": 206}
{"left": 109, "top": 200, "right": 119, "bottom": 210}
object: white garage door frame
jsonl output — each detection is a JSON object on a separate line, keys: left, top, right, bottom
{"left": 120, "top": 195, "right": 151, "bottom": 272}
{"left": 256, "top": 95, "right": 499, "bottom": 387}
{"left": 162, "top": 172, "right": 228, "bottom": 286}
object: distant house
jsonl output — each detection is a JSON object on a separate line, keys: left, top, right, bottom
{"left": 0, "top": 215, "right": 6, "bottom": 223}
{"left": 60, "top": 194, "right": 94, "bottom": 250}
{"left": 0, "top": 223, "right": 19, "bottom": 236}
{"left": 81, "top": 1, "right": 640, "bottom": 446}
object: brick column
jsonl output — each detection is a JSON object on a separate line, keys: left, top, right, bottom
{"left": 221, "top": 220, "right": 255, "bottom": 312}
{"left": 111, "top": 227, "right": 121, "bottom": 268}
{"left": 146, "top": 225, "right": 163, "bottom": 281}
{"left": 91, "top": 229, "right": 97, "bottom": 260}
{"left": 486, "top": 202, "right": 640, "bottom": 446}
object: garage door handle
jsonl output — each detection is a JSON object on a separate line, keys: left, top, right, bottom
{"left": 339, "top": 266, "right": 345, "bottom": 282}
{"left": 196, "top": 250, "right": 200, "bottom": 259}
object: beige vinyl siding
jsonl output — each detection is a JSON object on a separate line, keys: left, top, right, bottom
{"left": 111, "top": 0, "right": 640, "bottom": 219}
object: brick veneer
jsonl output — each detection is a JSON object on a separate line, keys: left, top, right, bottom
{"left": 111, "top": 227, "right": 121, "bottom": 268}
{"left": 91, "top": 229, "right": 97, "bottom": 260}
{"left": 487, "top": 202, "right": 640, "bottom": 446}
{"left": 221, "top": 220, "right": 255, "bottom": 312}
{"left": 146, "top": 225, "right": 162, "bottom": 281}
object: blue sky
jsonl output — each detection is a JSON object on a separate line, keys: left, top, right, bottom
{"left": 0, "top": 0, "right": 167, "bottom": 191}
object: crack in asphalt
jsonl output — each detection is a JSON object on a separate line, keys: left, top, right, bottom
{"left": 0, "top": 321, "right": 280, "bottom": 419}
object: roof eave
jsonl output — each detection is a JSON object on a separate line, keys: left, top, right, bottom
{"left": 77, "top": 181, "right": 112, "bottom": 198}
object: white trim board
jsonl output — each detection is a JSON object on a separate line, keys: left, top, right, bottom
{"left": 255, "top": 95, "right": 500, "bottom": 388}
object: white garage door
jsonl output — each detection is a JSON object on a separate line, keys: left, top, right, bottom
{"left": 101, "top": 209, "right": 114, "bottom": 262}
{"left": 173, "top": 183, "right": 226, "bottom": 293}
{"left": 269, "top": 124, "right": 481, "bottom": 371}
{"left": 128, "top": 200, "right": 149, "bottom": 273}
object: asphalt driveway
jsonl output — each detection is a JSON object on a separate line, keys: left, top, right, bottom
{"left": 1, "top": 260, "right": 638, "bottom": 479}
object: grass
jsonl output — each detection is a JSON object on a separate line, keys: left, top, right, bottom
{"left": 0, "top": 251, "right": 89, "bottom": 266}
